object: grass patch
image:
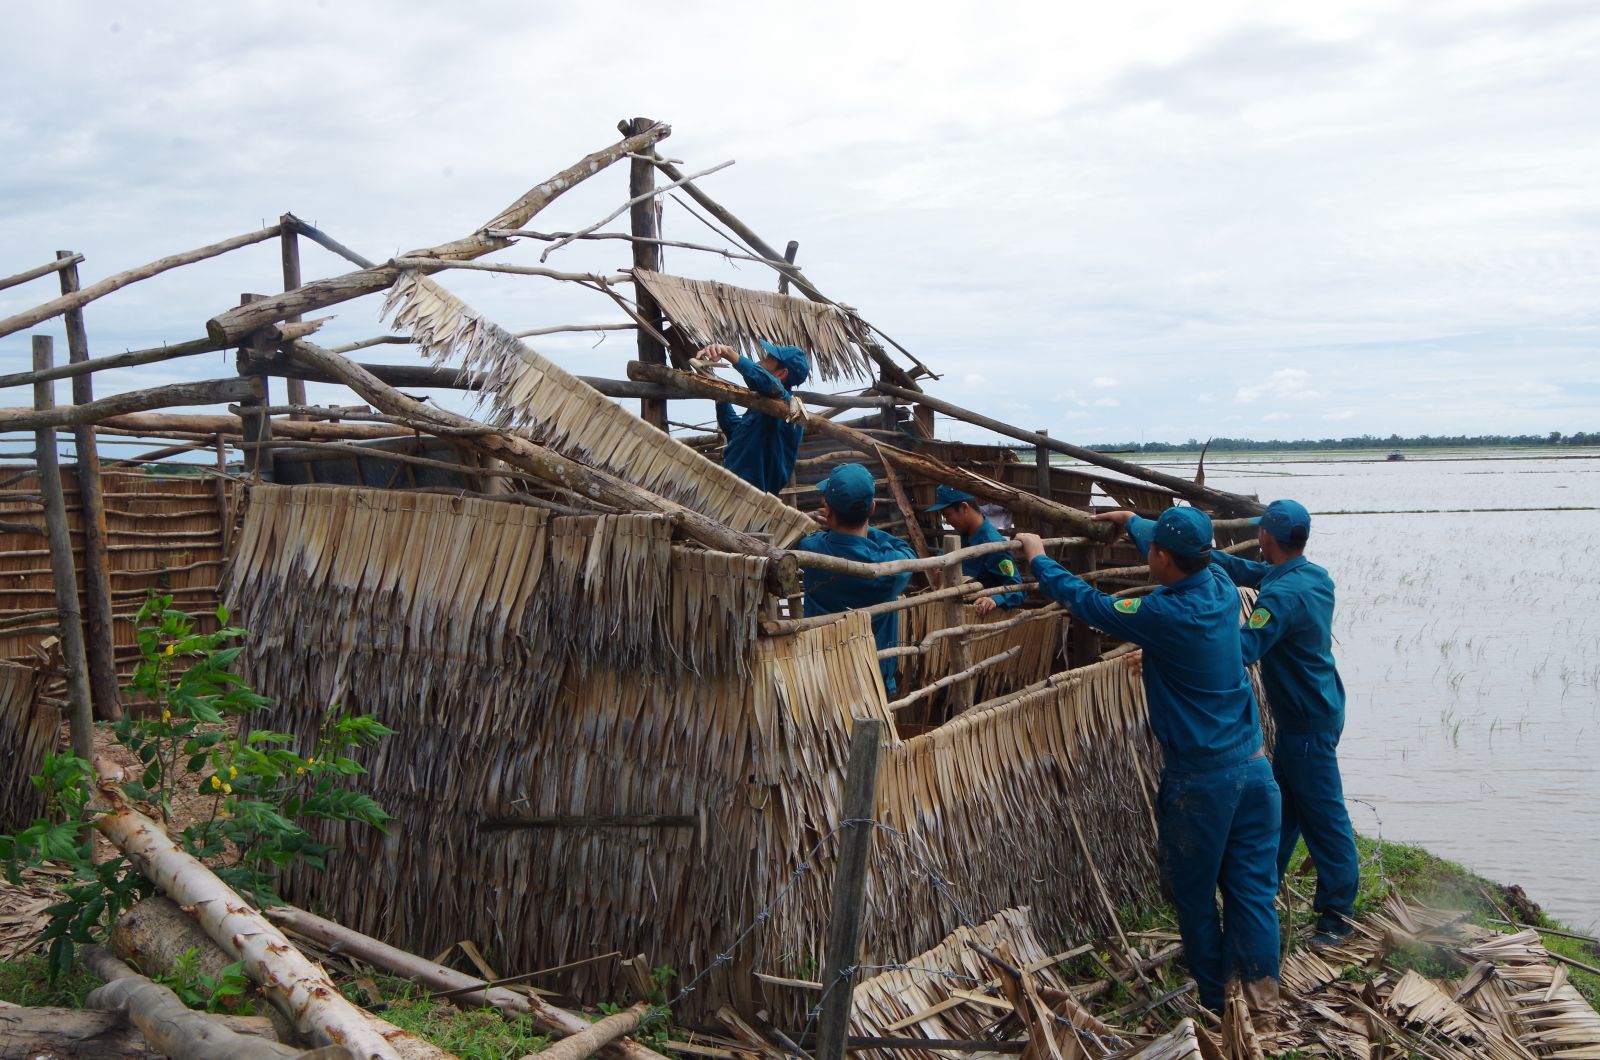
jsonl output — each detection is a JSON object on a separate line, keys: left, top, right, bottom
{"left": 362, "top": 976, "right": 552, "bottom": 1059}
{"left": 0, "top": 954, "right": 99, "bottom": 1008}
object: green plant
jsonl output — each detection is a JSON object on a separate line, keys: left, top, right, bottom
{"left": 0, "top": 594, "right": 395, "bottom": 977}
{"left": 155, "top": 946, "right": 255, "bottom": 1014}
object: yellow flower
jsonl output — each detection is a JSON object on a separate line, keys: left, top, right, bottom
{"left": 217, "top": 810, "right": 231, "bottom": 819}
{"left": 222, "top": 782, "right": 232, "bottom": 794}
{"left": 294, "top": 767, "right": 306, "bottom": 776}
{"left": 164, "top": 644, "right": 175, "bottom": 656}
{"left": 161, "top": 710, "right": 172, "bottom": 722}
{"left": 209, "top": 775, "right": 221, "bottom": 790}
{"left": 228, "top": 765, "right": 238, "bottom": 779}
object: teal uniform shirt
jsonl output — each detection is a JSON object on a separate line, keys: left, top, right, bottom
{"left": 1211, "top": 552, "right": 1345, "bottom": 735}
{"left": 797, "top": 528, "right": 916, "bottom": 694}
{"left": 1027, "top": 515, "right": 1262, "bottom": 770}
{"left": 716, "top": 356, "right": 803, "bottom": 495}
{"left": 960, "top": 518, "right": 1024, "bottom": 609}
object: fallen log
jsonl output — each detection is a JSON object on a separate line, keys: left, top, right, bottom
{"left": 524, "top": 1002, "right": 651, "bottom": 1060}
{"left": 626, "top": 362, "right": 1114, "bottom": 541}
{"left": 0, "top": 1004, "right": 281, "bottom": 1059}
{"left": 264, "top": 905, "right": 671, "bottom": 1060}
{"left": 871, "top": 381, "right": 1266, "bottom": 517}
{"left": 87, "top": 770, "right": 407, "bottom": 1060}
{"left": 81, "top": 944, "right": 304, "bottom": 1059}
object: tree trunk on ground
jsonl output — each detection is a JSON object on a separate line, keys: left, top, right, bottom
{"left": 83, "top": 945, "right": 305, "bottom": 1059}
{"left": 523, "top": 1002, "right": 650, "bottom": 1060}
{"left": 87, "top": 772, "right": 411, "bottom": 1060}
{"left": 0, "top": 1005, "right": 280, "bottom": 1059}
{"left": 265, "top": 905, "right": 670, "bottom": 1060}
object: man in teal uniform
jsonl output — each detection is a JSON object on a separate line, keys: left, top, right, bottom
{"left": 1211, "top": 499, "right": 1359, "bottom": 946}
{"left": 795, "top": 463, "right": 917, "bottom": 695}
{"left": 1017, "top": 507, "right": 1281, "bottom": 1013}
{"left": 698, "top": 340, "right": 810, "bottom": 495}
{"left": 926, "top": 486, "right": 1024, "bottom": 615}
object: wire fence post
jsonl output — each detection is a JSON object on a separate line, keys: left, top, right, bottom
{"left": 815, "top": 716, "right": 883, "bottom": 1060}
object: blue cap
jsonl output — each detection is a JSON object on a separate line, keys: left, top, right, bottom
{"left": 816, "top": 463, "right": 875, "bottom": 521}
{"left": 1130, "top": 506, "right": 1214, "bottom": 557}
{"left": 757, "top": 339, "right": 809, "bottom": 388}
{"left": 925, "top": 485, "right": 977, "bottom": 512}
{"left": 1249, "top": 499, "right": 1311, "bottom": 544}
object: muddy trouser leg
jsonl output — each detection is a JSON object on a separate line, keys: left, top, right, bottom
{"left": 1219, "top": 756, "right": 1283, "bottom": 996}
{"left": 1157, "top": 768, "right": 1232, "bottom": 1011}
{"left": 1277, "top": 729, "right": 1360, "bottom": 930}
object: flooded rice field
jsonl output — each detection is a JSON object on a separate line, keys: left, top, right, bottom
{"left": 1161, "top": 450, "right": 1599, "bottom": 931}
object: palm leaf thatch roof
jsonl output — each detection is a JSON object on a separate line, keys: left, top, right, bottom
{"left": 631, "top": 269, "right": 875, "bottom": 383}
{"left": 381, "top": 270, "right": 816, "bottom": 546}
{"left": 0, "top": 661, "right": 46, "bottom": 829}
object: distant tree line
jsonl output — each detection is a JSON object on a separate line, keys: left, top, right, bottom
{"left": 1090, "top": 431, "right": 1600, "bottom": 453}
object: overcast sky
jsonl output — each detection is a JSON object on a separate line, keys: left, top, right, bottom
{"left": 2, "top": 0, "right": 1597, "bottom": 447}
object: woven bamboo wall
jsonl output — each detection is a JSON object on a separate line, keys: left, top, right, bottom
{"left": 898, "top": 598, "right": 1064, "bottom": 707}
{"left": 0, "top": 467, "right": 231, "bottom": 672}
{"left": 226, "top": 483, "right": 1184, "bottom": 1022}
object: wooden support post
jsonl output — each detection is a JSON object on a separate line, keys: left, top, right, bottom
{"left": 815, "top": 717, "right": 883, "bottom": 1060}
{"left": 32, "top": 336, "right": 95, "bottom": 763}
{"left": 235, "top": 294, "right": 273, "bottom": 480}
{"left": 213, "top": 434, "right": 233, "bottom": 557}
{"left": 58, "top": 251, "right": 120, "bottom": 722}
{"left": 1034, "top": 428, "right": 1054, "bottom": 538}
{"left": 278, "top": 217, "right": 307, "bottom": 417}
{"left": 778, "top": 240, "right": 799, "bottom": 295}
{"left": 1065, "top": 542, "right": 1099, "bottom": 667}
{"left": 941, "top": 533, "right": 976, "bottom": 714}
{"left": 623, "top": 117, "right": 669, "bottom": 431}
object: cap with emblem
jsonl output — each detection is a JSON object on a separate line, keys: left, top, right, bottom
{"left": 1129, "top": 506, "right": 1214, "bottom": 557}
{"left": 925, "top": 485, "right": 977, "bottom": 512}
{"left": 757, "top": 339, "right": 809, "bottom": 388}
{"left": 1249, "top": 499, "right": 1311, "bottom": 545}
{"left": 816, "top": 463, "right": 876, "bottom": 521}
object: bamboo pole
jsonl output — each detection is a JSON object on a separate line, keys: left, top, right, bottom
{"left": 791, "top": 534, "right": 1088, "bottom": 579}
{"left": 282, "top": 213, "right": 377, "bottom": 269}
{"left": 624, "top": 117, "right": 669, "bottom": 430}
{"left": 236, "top": 295, "right": 275, "bottom": 481}
{"left": 814, "top": 718, "right": 883, "bottom": 1060}
{"left": 0, "top": 377, "right": 262, "bottom": 432}
{"left": 627, "top": 362, "right": 1113, "bottom": 541}
{"left": 264, "top": 906, "right": 670, "bottom": 1060}
{"left": 871, "top": 381, "right": 1266, "bottom": 516}
{"left": 32, "top": 337, "right": 95, "bottom": 762}
{"left": 0, "top": 225, "right": 282, "bottom": 340}
{"left": 205, "top": 124, "right": 671, "bottom": 345}
{"left": 58, "top": 251, "right": 120, "bottom": 722}
{"left": 0, "top": 252, "right": 84, "bottom": 293}
{"left": 522, "top": 1003, "right": 651, "bottom": 1060}
{"left": 0, "top": 336, "right": 225, "bottom": 391}
{"left": 886, "top": 646, "right": 1022, "bottom": 711}
{"left": 878, "top": 605, "right": 1061, "bottom": 659}
{"left": 85, "top": 411, "right": 407, "bottom": 441}
{"left": 279, "top": 218, "right": 308, "bottom": 417}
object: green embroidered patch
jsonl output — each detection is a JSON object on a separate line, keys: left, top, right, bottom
{"left": 1114, "top": 598, "right": 1142, "bottom": 613}
{"left": 997, "top": 558, "right": 1017, "bottom": 578}
{"left": 1248, "top": 607, "right": 1272, "bottom": 629}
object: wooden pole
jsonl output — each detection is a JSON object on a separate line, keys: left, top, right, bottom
{"left": 0, "top": 377, "right": 262, "bottom": 432}
{"left": 815, "top": 717, "right": 883, "bottom": 1060}
{"left": 1035, "top": 429, "right": 1053, "bottom": 537}
{"left": 0, "top": 252, "right": 84, "bottom": 293}
{"left": 236, "top": 294, "right": 274, "bottom": 480}
{"left": 872, "top": 381, "right": 1265, "bottom": 517}
{"left": 32, "top": 336, "right": 95, "bottom": 763}
{"left": 0, "top": 335, "right": 225, "bottom": 391}
{"left": 778, "top": 240, "right": 800, "bottom": 295}
{"left": 627, "top": 362, "right": 1113, "bottom": 541}
{"left": 278, "top": 218, "right": 308, "bottom": 417}
{"left": 623, "top": 118, "right": 669, "bottom": 431}
{"left": 58, "top": 251, "right": 120, "bottom": 722}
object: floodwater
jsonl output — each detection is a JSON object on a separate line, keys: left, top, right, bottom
{"left": 1140, "top": 450, "right": 1600, "bottom": 932}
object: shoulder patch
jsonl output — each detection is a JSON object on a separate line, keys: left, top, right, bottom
{"left": 1248, "top": 607, "right": 1272, "bottom": 629}
{"left": 997, "top": 557, "right": 1017, "bottom": 578}
{"left": 1113, "top": 598, "right": 1142, "bottom": 613}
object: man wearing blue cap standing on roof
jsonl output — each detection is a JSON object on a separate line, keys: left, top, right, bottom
{"left": 795, "top": 463, "right": 917, "bottom": 695}
{"left": 1211, "top": 499, "right": 1359, "bottom": 948}
{"left": 926, "top": 486, "right": 1024, "bottom": 615}
{"left": 698, "top": 341, "right": 810, "bottom": 495}
{"left": 1016, "top": 508, "right": 1281, "bottom": 1014}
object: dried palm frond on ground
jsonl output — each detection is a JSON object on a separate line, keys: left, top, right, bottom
{"left": 0, "top": 876, "right": 58, "bottom": 961}
{"left": 0, "top": 661, "right": 49, "bottom": 829}
{"left": 631, "top": 270, "right": 874, "bottom": 383}
{"left": 382, "top": 270, "right": 815, "bottom": 545}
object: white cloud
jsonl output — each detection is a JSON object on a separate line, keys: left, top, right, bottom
{"left": 1323, "top": 408, "right": 1357, "bottom": 420}
{"left": 1052, "top": 389, "right": 1080, "bottom": 401}
{"left": 1262, "top": 411, "right": 1292, "bottom": 422}
{"left": 1093, "top": 397, "right": 1121, "bottom": 407}
{"left": 1196, "top": 392, "right": 1216, "bottom": 403}
{"left": 1235, "top": 368, "right": 1323, "bottom": 404}
{"left": 963, "top": 372, "right": 987, "bottom": 386}
{"left": 1091, "top": 376, "right": 1120, "bottom": 388}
